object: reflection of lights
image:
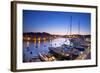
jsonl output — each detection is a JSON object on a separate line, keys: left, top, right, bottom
{"left": 33, "top": 40, "right": 36, "bottom": 47}
{"left": 38, "top": 40, "right": 40, "bottom": 44}
{"left": 33, "top": 40, "right": 36, "bottom": 43}
{"left": 26, "top": 41, "right": 29, "bottom": 47}
{"left": 43, "top": 40, "right": 46, "bottom": 44}
{"left": 37, "top": 40, "right": 40, "bottom": 48}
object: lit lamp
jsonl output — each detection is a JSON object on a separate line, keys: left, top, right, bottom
{"left": 27, "top": 37, "right": 30, "bottom": 40}
{"left": 80, "top": 51, "right": 83, "bottom": 59}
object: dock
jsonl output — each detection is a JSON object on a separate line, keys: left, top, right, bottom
{"left": 76, "top": 46, "right": 91, "bottom": 60}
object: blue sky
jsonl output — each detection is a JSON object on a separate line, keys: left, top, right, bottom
{"left": 23, "top": 10, "right": 91, "bottom": 35}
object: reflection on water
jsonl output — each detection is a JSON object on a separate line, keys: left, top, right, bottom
{"left": 23, "top": 38, "right": 70, "bottom": 62}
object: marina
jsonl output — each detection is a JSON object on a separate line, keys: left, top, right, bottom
{"left": 23, "top": 36, "right": 91, "bottom": 62}
{"left": 23, "top": 10, "right": 91, "bottom": 62}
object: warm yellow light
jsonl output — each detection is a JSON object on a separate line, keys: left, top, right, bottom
{"left": 33, "top": 37, "right": 36, "bottom": 41}
{"left": 38, "top": 37, "right": 41, "bottom": 41}
{"left": 43, "top": 37, "right": 46, "bottom": 41}
{"left": 27, "top": 37, "right": 31, "bottom": 40}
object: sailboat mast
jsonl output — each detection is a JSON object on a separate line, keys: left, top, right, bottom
{"left": 70, "top": 16, "right": 72, "bottom": 36}
{"left": 78, "top": 20, "right": 80, "bottom": 35}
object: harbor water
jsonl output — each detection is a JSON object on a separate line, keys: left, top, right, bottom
{"left": 23, "top": 38, "right": 70, "bottom": 62}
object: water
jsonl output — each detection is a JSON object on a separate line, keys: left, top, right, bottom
{"left": 23, "top": 38, "right": 70, "bottom": 62}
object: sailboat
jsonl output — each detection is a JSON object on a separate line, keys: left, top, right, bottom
{"left": 48, "top": 16, "right": 81, "bottom": 60}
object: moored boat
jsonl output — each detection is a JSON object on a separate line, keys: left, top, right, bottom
{"left": 38, "top": 52, "right": 56, "bottom": 61}
{"left": 49, "top": 47, "right": 80, "bottom": 60}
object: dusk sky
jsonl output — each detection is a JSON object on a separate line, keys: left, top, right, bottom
{"left": 23, "top": 10, "right": 91, "bottom": 35}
